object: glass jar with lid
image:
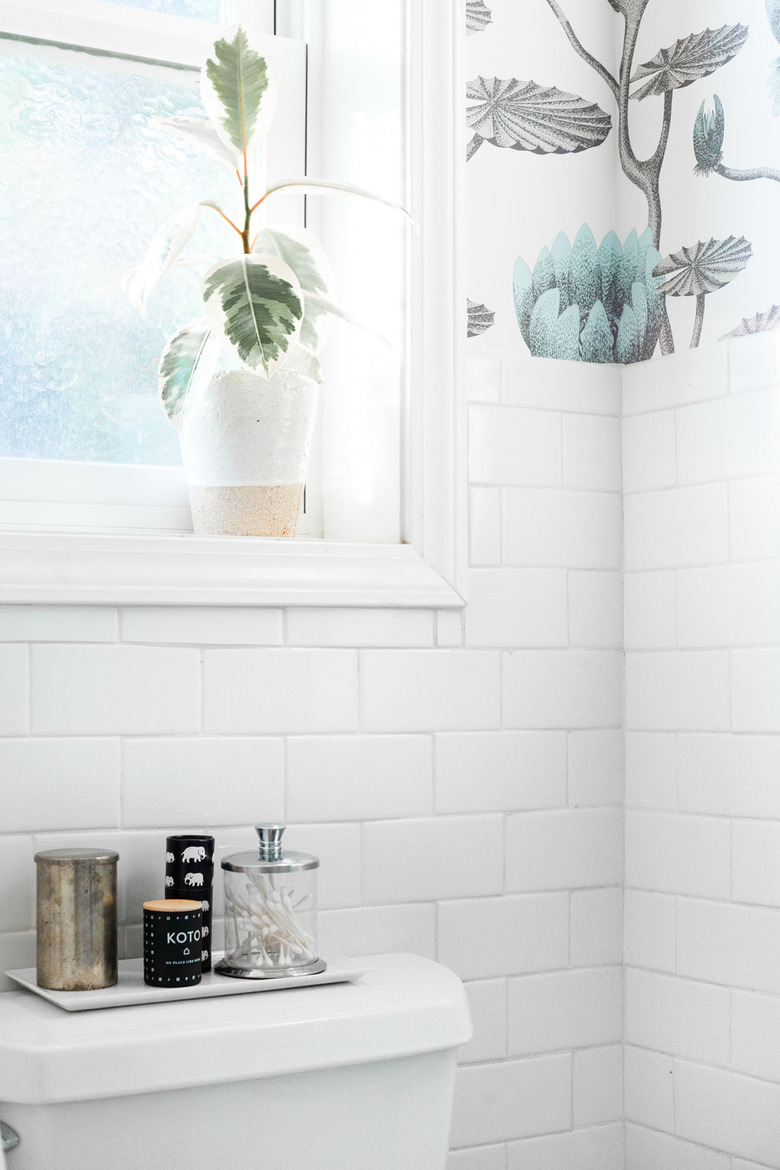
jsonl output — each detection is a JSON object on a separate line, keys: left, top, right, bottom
{"left": 215, "top": 824, "right": 325, "bottom": 979}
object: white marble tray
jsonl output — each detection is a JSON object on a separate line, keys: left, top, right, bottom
{"left": 6, "top": 952, "right": 372, "bottom": 1012}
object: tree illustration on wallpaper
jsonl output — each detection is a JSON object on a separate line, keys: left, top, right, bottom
{"left": 686, "top": 1, "right": 780, "bottom": 338}
{"left": 467, "top": 0, "right": 763, "bottom": 359}
{"left": 533, "top": 2, "right": 750, "bottom": 358}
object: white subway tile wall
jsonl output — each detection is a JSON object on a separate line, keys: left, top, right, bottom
{"left": 623, "top": 335, "right": 780, "bottom": 1169}
{"left": 0, "top": 352, "right": 624, "bottom": 1167}
{"left": 4, "top": 339, "right": 777, "bottom": 1165}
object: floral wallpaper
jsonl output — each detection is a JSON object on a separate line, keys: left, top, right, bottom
{"left": 466, "top": 0, "right": 780, "bottom": 361}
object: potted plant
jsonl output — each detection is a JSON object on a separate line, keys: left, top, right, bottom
{"left": 129, "top": 25, "right": 407, "bottom": 537}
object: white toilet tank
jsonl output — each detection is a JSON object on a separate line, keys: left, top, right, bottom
{"left": 0, "top": 953, "right": 471, "bottom": 1170}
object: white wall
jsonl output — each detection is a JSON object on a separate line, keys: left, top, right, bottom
{"left": 623, "top": 332, "right": 780, "bottom": 1170}
{"left": 0, "top": 353, "right": 625, "bottom": 1167}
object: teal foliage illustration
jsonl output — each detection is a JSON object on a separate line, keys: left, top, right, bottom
{"left": 513, "top": 226, "right": 664, "bottom": 363}
{"left": 693, "top": 96, "right": 725, "bottom": 174}
{"left": 694, "top": 94, "right": 780, "bottom": 184}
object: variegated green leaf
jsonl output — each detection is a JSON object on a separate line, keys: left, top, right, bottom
{"left": 305, "top": 293, "right": 390, "bottom": 349}
{"left": 281, "top": 344, "right": 325, "bottom": 383}
{"left": 202, "top": 254, "right": 303, "bottom": 377}
{"left": 252, "top": 226, "right": 332, "bottom": 351}
{"left": 157, "top": 318, "right": 220, "bottom": 430}
{"left": 201, "top": 26, "right": 274, "bottom": 159}
{"left": 252, "top": 226, "right": 331, "bottom": 294}
{"left": 153, "top": 116, "right": 240, "bottom": 169}
{"left": 251, "top": 226, "right": 395, "bottom": 354}
{"left": 631, "top": 25, "right": 748, "bottom": 101}
{"left": 128, "top": 203, "right": 200, "bottom": 313}
{"left": 258, "top": 177, "right": 414, "bottom": 225}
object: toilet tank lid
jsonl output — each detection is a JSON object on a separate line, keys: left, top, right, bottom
{"left": 0, "top": 954, "right": 473, "bottom": 1106}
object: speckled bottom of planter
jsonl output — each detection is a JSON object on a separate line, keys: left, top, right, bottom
{"left": 188, "top": 483, "right": 304, "bottom": 537}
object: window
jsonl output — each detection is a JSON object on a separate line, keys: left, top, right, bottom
{"left": 0, "top": 0, "right": 464, "bottom": 608}
{"left": 0, "top": 0, "right": 307, "bottom": 527}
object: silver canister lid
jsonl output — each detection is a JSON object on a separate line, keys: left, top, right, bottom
{"left": 221, "top": 824, "right": 319, "bottom": 874}
{"left": 35, "top": 848, "right": 119, "bottom": 866}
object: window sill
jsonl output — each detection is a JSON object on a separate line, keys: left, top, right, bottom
{"left": 0, "top": 530, "right": 465, "bottom": 608}
{"left": 0, "top": 0, "right": 465, "bottom": 614}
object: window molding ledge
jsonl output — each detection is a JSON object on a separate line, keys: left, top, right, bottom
{"left": 0, "top": 0, "right": 465, "bottom": 610}
{"left": 0, "top": 532, "right": 463, "bottom": 607}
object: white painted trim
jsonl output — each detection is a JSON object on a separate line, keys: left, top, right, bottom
{"left": 0, "top": 0, "right": 465, "bottom": 609}
{"left": 406, "top": 0, "right": 466, "bottom": 597}
{"left": 0, "top": 0, "right": 221, "bottom": 67}
{"left": 0, "top": 533, "right": 463, "bottom": 607}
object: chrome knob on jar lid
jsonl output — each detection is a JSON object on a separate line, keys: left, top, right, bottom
{"left": 214, "top": 824, "right": 326, "bottom": 980}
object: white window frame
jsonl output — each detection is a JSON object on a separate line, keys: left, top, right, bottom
{"left": 0, "top": 0, "right": 309, "bottom": 532}
{"left": 0, "top": 0, "right": 465, "bottom": 609}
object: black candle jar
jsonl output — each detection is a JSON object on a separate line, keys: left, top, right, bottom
{"left": 165, "top": 835, "right": 214, "bottom": 971}
{"left": 143, "top": 899, "right": 203, "bottom": 988}
{"left": 166, "top": 886, "right": 213, "bottom": 971}
{"left": 165, "top": 834, "right": 215, "bottom": 888}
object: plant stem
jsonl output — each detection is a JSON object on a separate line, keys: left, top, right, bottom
{"left": 242, "top": 174, "right": 252, "bottom": 254}
{"left": 715, "top": 162, "right": 780, "bottom": 183}
{"left": 690, "top": 292, "right": 706, "bottom": 348}
{"left": 617, "top": 15, "right": 655, "bottom": 238}
{"left": 546, "top": 1, "right": 675, "bottom": 354}
{"left": 249, "top": 191, "right": 268, "bottom": 215}
{"left": 201, "top": 201, "right": 243, "bottom": 238}
{"left": 543, "top": 0, "right": 619, "bottom": 98}
{"left": 617, "top": 13, "right": 675, "bottom": 353}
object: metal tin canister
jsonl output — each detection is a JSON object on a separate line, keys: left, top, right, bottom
{"left": 35, "top": 848, "right": 119, "bottom": 991}
{"left": 143, "top": 899, "right": 203, "bottom": 987}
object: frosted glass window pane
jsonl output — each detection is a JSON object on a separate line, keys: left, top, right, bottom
{"left": 107, "top": 0, "right": 225, "bottom": 21}
{"left": 0, "top": 43, "right": 239, "bottom": 466}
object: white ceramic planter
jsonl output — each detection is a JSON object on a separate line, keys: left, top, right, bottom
{"left": 180, "top": 368, "right": 318, "bottom": 537}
